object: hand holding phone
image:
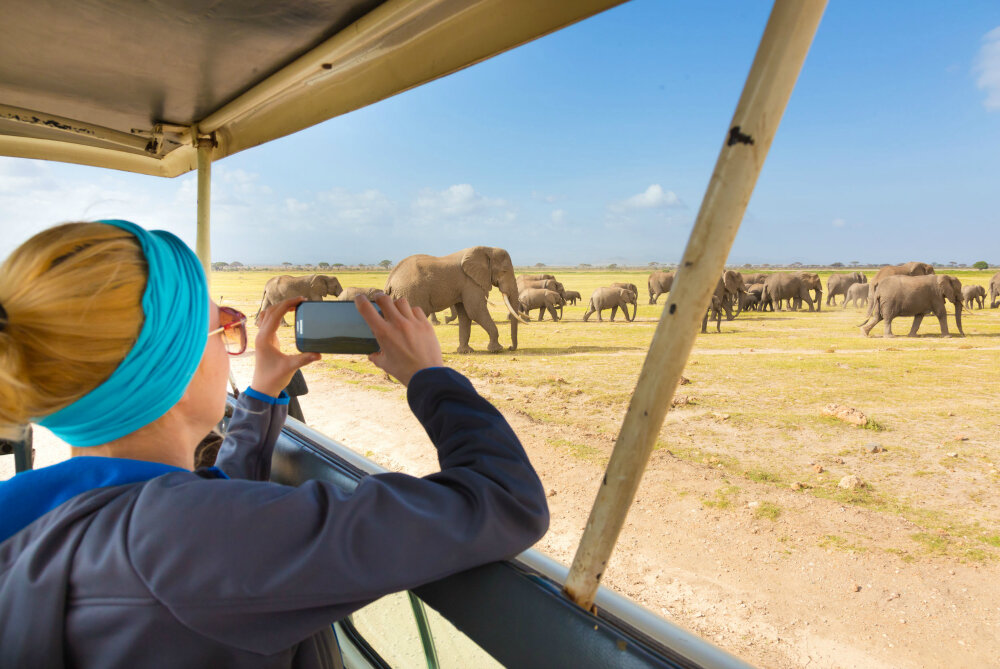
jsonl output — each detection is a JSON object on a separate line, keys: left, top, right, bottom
{"left": 355, "top": 295, "right": 444, "bottom": 387}
{"left": 253, "top": 297, "right": 322, "bottom": 397}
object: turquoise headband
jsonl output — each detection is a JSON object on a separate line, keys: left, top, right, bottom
{"left": 38, "top": 220, "right": 209, "bottom": 447}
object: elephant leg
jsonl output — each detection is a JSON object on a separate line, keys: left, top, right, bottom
{"left": 907, "top": 313, "right": 926, "bottom": 336}
{"left": 583, "top": 304, "right": 594, "bottom": 321}
{"left": 454, "top": 303, "right": 475, "bottom": 354}
{"left": 444, "top": 306, "right": 458, "bottom": 324}
{"left": 701, "top": 309, "right": 709, "bottom": 333}
{"left": 536, "top": 306, "right": 545, "bottom": 321}
{"left": 429, "top": 312, "right": 441, "bottom": 326}
{"left": 547, "top": 306, "right": 559, "bottom": 321}
{"left": 610, "top": 305, "right": 618, "bottom": 321}
{"left": 861, "top": 311, "right": 881, "bottom": 336}
{"left": 598, "top": 308, "right": 604, "bottom": 322}
{"left": 883, "top": 316, "right": 895, "bottom": 337}
{"left": 464, "top": 300, "right": 504, "bottom": 353}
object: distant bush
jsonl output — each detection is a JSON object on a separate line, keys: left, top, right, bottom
{"left": 973, "top": 260, "right": 989, "bottom": 270}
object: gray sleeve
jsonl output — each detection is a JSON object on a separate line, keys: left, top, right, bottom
{"left": 213, "top": 393, "right": 288, "bottom": 481}
{"left": 127, "top": 368, "right": 549, "bottom": 655}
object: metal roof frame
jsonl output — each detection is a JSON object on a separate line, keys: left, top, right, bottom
{"left": 0, "top": 0, "right": 827, "bottom": 619}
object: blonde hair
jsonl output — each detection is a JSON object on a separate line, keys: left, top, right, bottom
{"left": 0, "top": 222, "right": 146, "bottom": 441}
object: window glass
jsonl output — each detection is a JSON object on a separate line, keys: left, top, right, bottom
{"left": 420, "top": 600, "right": 502, "bottom": 669}
{"left": 349, "top": 592, "right": 426, "bottom": 668}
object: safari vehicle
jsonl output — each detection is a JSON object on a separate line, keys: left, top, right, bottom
{"left": 0, "top": 0, "right": 827, "bottom": 666}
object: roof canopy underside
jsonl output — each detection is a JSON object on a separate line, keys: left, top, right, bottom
{"left": 0, "top": 0, "right": 625, "bottom": 177}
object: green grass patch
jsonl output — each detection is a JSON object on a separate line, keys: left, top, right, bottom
{"left": 981, "top": 534, "right": 1000, "bottom": 548}
{"left": 702, "top": 485, "right": 741, "bottom": 510}
{"left": 745, "top": 469, "right": 782, "bottom": 484}
{"left": 547, "top": 438, "right": 605, "bottom": 464}
{"left": 863, "top": 417, "right": 887, "bottom": 431}
{"left": 754, "top": 501, "right": 782, "bottom": 521}
{"left": 911, "top": 532, "right": 949, "bottom": 554}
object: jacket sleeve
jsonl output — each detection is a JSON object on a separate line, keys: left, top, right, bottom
{"left": 213, "top": 392, "right": 288, "bottom": 481}
{"left": 127, "top": 368, "right": 549, "bottom": 655}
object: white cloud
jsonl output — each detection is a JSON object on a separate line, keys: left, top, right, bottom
{"left": 832, "top": 218, "right": 846, "bottom": 228}
{"left": 609, "top": 184, "right": 683, "bottom": 212}
{"left": 550, "top": 209, "right": 566, "bottom": 224}
{"left": 409, "top": 184, "right": 515, "bottom": 231}
{"left": 975, "top": 26, "right": 1000, "bottom": 110}
{"left": 531, "top": 190, "right": 561, "bottom": 203}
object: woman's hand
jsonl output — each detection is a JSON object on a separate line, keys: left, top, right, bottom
{"left": 355, "top": 295, "right": 444, "bottom": 387}
{"left": 251, "top": 297, "right": 321, "bottom": 397}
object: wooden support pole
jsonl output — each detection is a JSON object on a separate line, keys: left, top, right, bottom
{"left": 196, "top": 137, "right": 213, "bottom": 289}
{"left": 564, "top": 0, "right": 828, "bottom": 610}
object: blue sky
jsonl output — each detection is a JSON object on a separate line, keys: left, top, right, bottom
{"left": 2, "top": 1, "right": 999, "bottom": 266}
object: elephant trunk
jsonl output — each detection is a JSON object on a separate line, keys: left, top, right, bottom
{"left": 508, "top": 314, "right": 519, "bottom": 350}
{"left": 815, "top": 289, "right": 822, "bottom": 312}
{"left": 954, "top": 300, "right": 964, "bottom": 335}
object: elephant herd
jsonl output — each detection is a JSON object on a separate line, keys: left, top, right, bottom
{"left": 254, "top": 252, "right": 1000, "bottom": 353}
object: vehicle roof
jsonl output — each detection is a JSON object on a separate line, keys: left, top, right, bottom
{"left": 0, "top": 0, "right": 625, "bottom": 177}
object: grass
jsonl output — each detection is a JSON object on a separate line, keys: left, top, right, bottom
{"left": 215, "top": 268, "right": 1000, "bottom": 560}
{"left": 547, "top": 437, "right": 605, "bottom": 464}
{"left": 754, "top": 501, "right": 782, "bottom": 521}
{"left": 702, "top": 485, "right": 741, "bottom": 510}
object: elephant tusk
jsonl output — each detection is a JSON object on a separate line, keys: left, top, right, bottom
{"left": 503, "top": 293, "right": 531, "bottom": 324}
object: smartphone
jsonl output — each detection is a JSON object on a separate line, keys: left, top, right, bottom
{"left": 294, "top": 301, "right": 380, "bottom": 354}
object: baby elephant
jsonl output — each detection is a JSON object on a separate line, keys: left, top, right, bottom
{"left": 963, "top": 284, "right": 986, "bottom": 310}
{"left": 860, "top": 274, "right": 963, "bottom": 337}
{"left": 843, "top": 283, "right": 869, "bottom": 309}
{"left": 336, "top": 286, "right": 385, "bottom": 301}
{"left": 519, "top": 288, "right": 564, "bottom": 321}
{"left": 583, "top": 287, "right": 636, "bottom": 322}
{"left": 563, "top": 290, "right": 582, "bottom": 305}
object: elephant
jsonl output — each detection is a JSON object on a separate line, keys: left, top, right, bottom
{"left": 583, "top": 287, "right": 636, "bottom": 322}
{"left": 741, "top": 284, "right": 763, "bottom": 311}
{"left": 826, "top": 272, "right": 867, "bottom": 306}
{"left": 962, "top": 284, "right": 986, "bottom": 310}
{"left": 519, "top": 288, "right": 564, "bottom": 321}
{"left": 990, "top": 271, "right": 1000, "bottom": 308}
{"left": 865, "top": 262, "right": 935, "bottom": 319}
{"left": 702, "top": 294, "right": 724, "bottom": 333}
{"left": 519, "top": 273, "right": 555, "bottom": 282}
{"left": 429, "top": 306, "right": 459, "bottom": 325}
{"left": 743, "top": 273, "right": 769, "bottom": 285}
{"left": 701, "top": 276, "right": 734, "bottom": 332}
{"left": 860, "top": 274, "right": 963, "bottom": 337}
{"left": 519, "top": 278, "right": 566, "bottom": 299}
{"left": 384, "top": 246, "right": 528, "bottom": 353}
{"left": 721, "top": 270, "right": 746, "bottom": 319}
{"left": 256, "top": 274, "right": 343, "bottom": 325}
{"left": 648, "top": 271, "right": 674, "bottom": 304}
{"left": 762, "top": 272, "right": 822, "bottom": 312}
{"left": 611, "top": 282, "right": 639, "bottom": 306}
{"left": 336, "top": 286, "right": 385, "bottom": 301}
{"left": 843, "top": 282, "right": 869, "bottom": 309}
{"left": 563, "top": 290, "right": 582, "bottom": 305}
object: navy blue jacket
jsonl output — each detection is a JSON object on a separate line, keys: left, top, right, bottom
{"left": 0, "top": 367, "right": 548, "bottom": 667}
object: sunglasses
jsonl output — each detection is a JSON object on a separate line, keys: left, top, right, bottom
{"left": 208, "top": 306, "right": 248, "bottom": 355}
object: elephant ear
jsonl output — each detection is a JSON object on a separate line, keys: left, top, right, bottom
{"left": 461, "top": 247, "right": 492, "bottom": 293}
{"left": 309, "top": 274, "right": 327, "bottom": 293}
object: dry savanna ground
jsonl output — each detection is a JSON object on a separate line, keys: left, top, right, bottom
{"left": 212, "top": 268, "right": 1000, "bottom": 668}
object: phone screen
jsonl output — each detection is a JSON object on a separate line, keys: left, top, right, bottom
{"left": 295, "top": 301, "right": 380, "bottom": 354}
